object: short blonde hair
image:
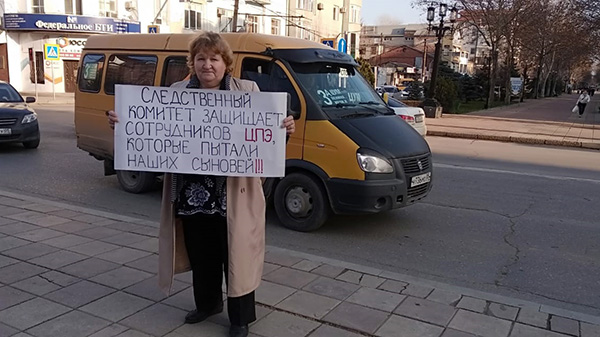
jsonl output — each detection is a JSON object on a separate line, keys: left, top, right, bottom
{"left": 187, "top": 31, "right": 234, "bottom": 74}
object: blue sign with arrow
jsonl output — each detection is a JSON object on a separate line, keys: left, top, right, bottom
{"left": 337, "top": 38, "right": 347, "bottom": 53}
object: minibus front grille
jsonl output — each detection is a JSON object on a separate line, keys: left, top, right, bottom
{"left": 407, "top": 182, "right": 429, "bottom": 199}
{"left": 0, "top": 118, "right": 17, "bottom": 126}
{"left": 401, "top": 155, "right": 430, "bottom": 174}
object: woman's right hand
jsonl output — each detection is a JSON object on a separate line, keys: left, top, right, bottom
{"left": 106, "top": 110, "right": 118, "bottom": 130}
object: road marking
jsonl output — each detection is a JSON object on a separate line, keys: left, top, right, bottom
{"left": 435, "top": 163, "right": 600, "bottom": 184}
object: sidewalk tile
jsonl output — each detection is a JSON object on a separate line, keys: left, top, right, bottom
{"left": 40, "top": 234, "right": 93, "bottom": 249}
{"left": 21, "top": 203, "right": 62, "bottom": 213}
{"left": 96, "top": 247, "right": 151, "bottom": 265}
{"left": 311, "top": 264, "right": 345, "bottom": 278}
{"left": 517, "top": 308, "right": 548, "bottom": 329}
{"left": 276, "top": 290, "right": 340, "bottom": 319}
{"left": 70, "top": 214, "right": 111, "bottom": 224}
{"left": 39, "top": 270, "right": 79, "bottom": 287}
{"left": 12, "top": 275, "right": 62, "bottom": 295}
{"left": 128, "top": 238, "right": 159, "bottom": 253}
{"left": 323, "top": 302, "right": 389, "bottom": 334}
{"left": 456, "top": 297, "right": 487, "bottom": 313}
{"left": 0, "top": 322, "right": 18, "bottom": 337}
{"left": 550, "top": 316, "right": 579, "bottom": 336}
{"left": 378, "top": 279, "right": 408, "bottom": 294}
{"left": 59, "top": 258, "right": 120, "bottom": 279}
{"left": 489, "top": 302, "right": 519, "bottom": 321}
{"left": 87, "top": 324, "right": 128, "bottom": 337}
{"left": 292, "top": 259, "right": 321, "bottom": 272}
{"left": 262, "top": 266, "right": 318, "bottom": 289}
{"left": 448, "top": 310, "right": 512, "bottom": 337}
{"left": 427, "top": 288, "right": 463, "bottom": 306}
{"left": 3, "top": 242, "right": 59, "bottom": 260}
{"left": 302, "top": 276, "right": 360, "bottom": 300}
{"left": 80, "top": 292, "right": 153, "bottom": 322}
{"left": 105, "top": 222, "right": 156, "bottom": 235}
{"left": 51, "top": 221, "right": 95, "bottom": 233}
{"left": 581, "top": 322, "right": 600, "bottom": 337}
{"left": 255, "top": 280, "right": 295, "bottom": 306}
{"left": 0, "top": 222, "right": 38, "bottom": 235}
{"left": 441, "top": 329, "right": 478, "bottom": 337}
{"left": 346, "top": 287, "right": 405, "bottom": 312}
{"left": 14, "top": 228, "right": 64, "bottom": 242}
{"left": 125, "top": 254, "right": 158, "bottom": 274}
{"left": 111, "top": 330, "right": 152, "bottom": 336}
{"left": 0, "top": 254, "right": 18, "bottom": 268}
{"left": 394, "top": 296, "right": 456, "bottom": 326}
{"left": 27, "top": 310, "right": 111, "bottom": 337}
{"left": 101, "top": 233, "right": 151, "bottom": 246}
{"left": 336, "top": 270, "right": 362, "bottom": 284}
{"left": 359, "top": 274, "right": 385, "bottom": 288}
{"left": 0, "top": 236, "right": 31, "bottom": 252}
{"left": 309, "top": 325, "right": 363, "bottom": 337}
{"left": 67, "top": 240, "right": 120, "bottom": 256}
{"left": 401, "top": 283, "right": 434, "bottom": 298}
{"left": 0, "top": 297, "right": 70, "bottom": 330}
{"left": 77, "top": 227, "right": 123, "bottom": 240}
{"left": 24, "top": 215, "right": 71, "bottom": 227}
{"left": 264, "top": 251, "right": 303, "bottom": 267}
{"left": 29, "top": 250, "right": 87, "bottom": 269}
{"left": 510, "top": 323, "right": 569, "bottom": 337}
{"left": 0, "top": 286, "right": 35, "bottom": 310}
{"left": 0, "top": 262, "right": 48, "bottom": 284}
{"left": 262, "top": 262, "right": 280, "bottom": 276}
{"left": 46, "top": 209, "right": 88, "bottom": 219}
{"left": 120, "top": 303, "right": 186, "bottom": 336}
{"left": 44, "top": 280, "right": 115, "bottom": 308}
{"left": 90, "top": 266, "right": 153, "bottom": 289}
{"left": 124, "top": 276, "right": 188, "bottom": 302}
{"left": 251, "top": 311, "right": 320, "bottom": 337}
{"left": 170, "top": 320, "right": 229, "bottom": 337}
{"left": 161, "top": 287, "right": 194, "bottom": 311}
{"left": 0, "top": 197, "right": 26, "bottom": 207}
{"left": 376, "top": 315, "right": 444, "bottom": 337}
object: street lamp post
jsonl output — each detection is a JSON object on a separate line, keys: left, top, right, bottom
{"left": 423, "top": 3, "right": 458, "bottom": 106}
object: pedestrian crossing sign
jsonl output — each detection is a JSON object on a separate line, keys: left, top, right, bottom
{"left": 44, "top": 44, "right": 60, "bottom": 61}
{"left": 148, "top": 25, "right": 159, "bottom": 34}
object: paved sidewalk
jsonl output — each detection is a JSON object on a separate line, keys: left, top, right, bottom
{"left": 426, "top": 94, "right": 600, "bottom": 150}
{"left": 20, "top": 92, "right": 74, "bottom": 105}
{"left": 1, "top": 190, "right": 600, "bottom": 337}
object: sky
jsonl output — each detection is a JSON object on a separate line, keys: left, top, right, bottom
{"left": 361, "top": 0, "right": 427, "bottom": 25}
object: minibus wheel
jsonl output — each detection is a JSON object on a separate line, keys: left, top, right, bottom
{"left": 273, "top": 173, "right": 329, "bottom": 232}
{"left": 116, "top": 170, "right": 157, "bottom": 194}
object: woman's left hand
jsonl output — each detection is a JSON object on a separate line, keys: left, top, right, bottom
{"left": 282, "top": 115, "right": 295, "bottom": 135}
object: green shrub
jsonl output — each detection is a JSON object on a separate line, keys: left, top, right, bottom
{"left": 435, "top": 77, "right": 459, "bottom": 113}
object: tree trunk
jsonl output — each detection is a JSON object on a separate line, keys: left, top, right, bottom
{"left": 486, "top": 46, "right": 498, "bottom": 109}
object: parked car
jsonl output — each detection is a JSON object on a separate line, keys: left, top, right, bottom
{"left": 387, "top": 97, "right": 427, "bottom": 136}
{"left": 377, "top": 85, "right": 405, "bottom": 100}
{"left": 0, "top": 81, "right": 39, "bottom": 149}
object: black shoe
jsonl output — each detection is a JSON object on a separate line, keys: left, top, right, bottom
{"left": 229, "top": 324, "right": 249, "bottom": 337}
{"left": 184, "top": 302, "right": 224, "bottom": 324}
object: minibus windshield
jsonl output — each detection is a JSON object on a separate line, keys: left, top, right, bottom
{"left": 290, "top": 62, "right": 392, "bottom": 118}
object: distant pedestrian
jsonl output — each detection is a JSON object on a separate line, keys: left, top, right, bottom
{"left": 576, "top": 90, "right": 591, "bottom": 118}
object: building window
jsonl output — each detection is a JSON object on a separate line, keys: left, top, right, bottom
{"left": 297, "top": 0, "right": 313, "bottom": 11}
{"left": 299, "top": 20, "right": 312, "bottom": 40}
{"left": 65, "top": 0, "right": 82, "bottom": 15}
{"left": 350, "top": 5, "right": 360, "bottom": 23}
{"left": 333, "top": 6, "right": 340, "bottom": 20}
{"left": 271, "top": 19, "right": 280, "bottom": 35}
{"left": 185, "top": 10, "right": 202, "bottom": 30}
{"left": 246, "top": 15, "right": 258, "bottom": 33}
{"left": 218, "top": 8, "right": 233, "bottom": 32}
{"left": 30, "top": 51, "right": 45, "bottom": 84}
{"left": 99, "top": 0, "right": 117, "bottom": 18}
{"left": 32, "top": 0, "right": 44, "bottom": 13}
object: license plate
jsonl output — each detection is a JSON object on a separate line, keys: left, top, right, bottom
{"left": 0, "top": 128, "right": 11, "bottom": 135}
{"left": 411, "top": 172, "right": 431, "bottom": 187}
{"left": 415, "top": 115, "right": 424, "bottom": 123}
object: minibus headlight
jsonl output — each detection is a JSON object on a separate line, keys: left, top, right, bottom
{"left": 357, "top": 151, "right": 393, "bottom": 173}
{"left": 22, "top": 113, "right": 37, "bottom": 124}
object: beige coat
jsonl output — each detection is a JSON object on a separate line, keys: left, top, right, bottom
{"left": 158, "top": 77, "right": 266, "bottom": 298}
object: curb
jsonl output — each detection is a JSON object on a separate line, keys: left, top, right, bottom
{"left": 427, "top": 130, "right": 600, "bottom": 150}
{"left": 2, "top": 188, "right": 600, "bottom": 326}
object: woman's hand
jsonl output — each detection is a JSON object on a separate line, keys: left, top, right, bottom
{"left": 106, "top": 110, "right": 118, "bottom": 130}
{"left": 282, "top": 115, "right": 295, "bottom": 135}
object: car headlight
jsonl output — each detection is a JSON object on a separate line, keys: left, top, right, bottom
{"left": 22, "top": 113, "right": 37, "bottom": 124}
{"left": 357, "top": 151, "right": 393, "bottom": 173}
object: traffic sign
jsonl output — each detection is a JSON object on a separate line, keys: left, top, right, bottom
{"left": 44, "top": 44, "right": 60, "bottom": 60}
{"left": 321, "top": 38, "right": 335, "bottom": 48}
{"left": 337, "top": 38, "right": 347, "bottom": 53}
{"left": 148, "top": 25, "right": 159, "bottom": 34}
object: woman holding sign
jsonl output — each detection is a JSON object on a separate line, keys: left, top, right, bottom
{"left": 108, "top": 31, "right": 295, "bottom": 337}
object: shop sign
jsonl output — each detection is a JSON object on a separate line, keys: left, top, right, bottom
{"left": 3, "top": 13, "right": 140, "bottom": 34}
{"left": 56, "top": 37, "right": 86, "bottom": 60}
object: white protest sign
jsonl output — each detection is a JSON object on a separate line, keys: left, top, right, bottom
{"left": 114, "top": 85, "right": 287, "bottom": 177}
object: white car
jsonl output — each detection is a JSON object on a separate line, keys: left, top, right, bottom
{"left": 387, "top": 97, "right": 427, "bottom": 136}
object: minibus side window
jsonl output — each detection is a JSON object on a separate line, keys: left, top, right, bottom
{"left": 241, "top": 58, "right": 301, "bottom": 113}
{"left": 104, "top": 54, "right": 157, "bottom": 95}
{"left": 78, "top": 54, "right": 105, "bottom": 93}
{"left": 162, "top": 56, "right": 189, "bottom": 87}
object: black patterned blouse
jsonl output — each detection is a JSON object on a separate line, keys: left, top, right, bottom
{"left": 175, "top": 175, "right": 227, "bottom": 217}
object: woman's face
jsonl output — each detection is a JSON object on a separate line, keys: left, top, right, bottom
{"left": 193, "top": 50, "right": 226, "bottom": 88}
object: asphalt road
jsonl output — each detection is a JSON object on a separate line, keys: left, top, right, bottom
{"left": 2, "top": 104, "right": 599, "bottom": 317}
